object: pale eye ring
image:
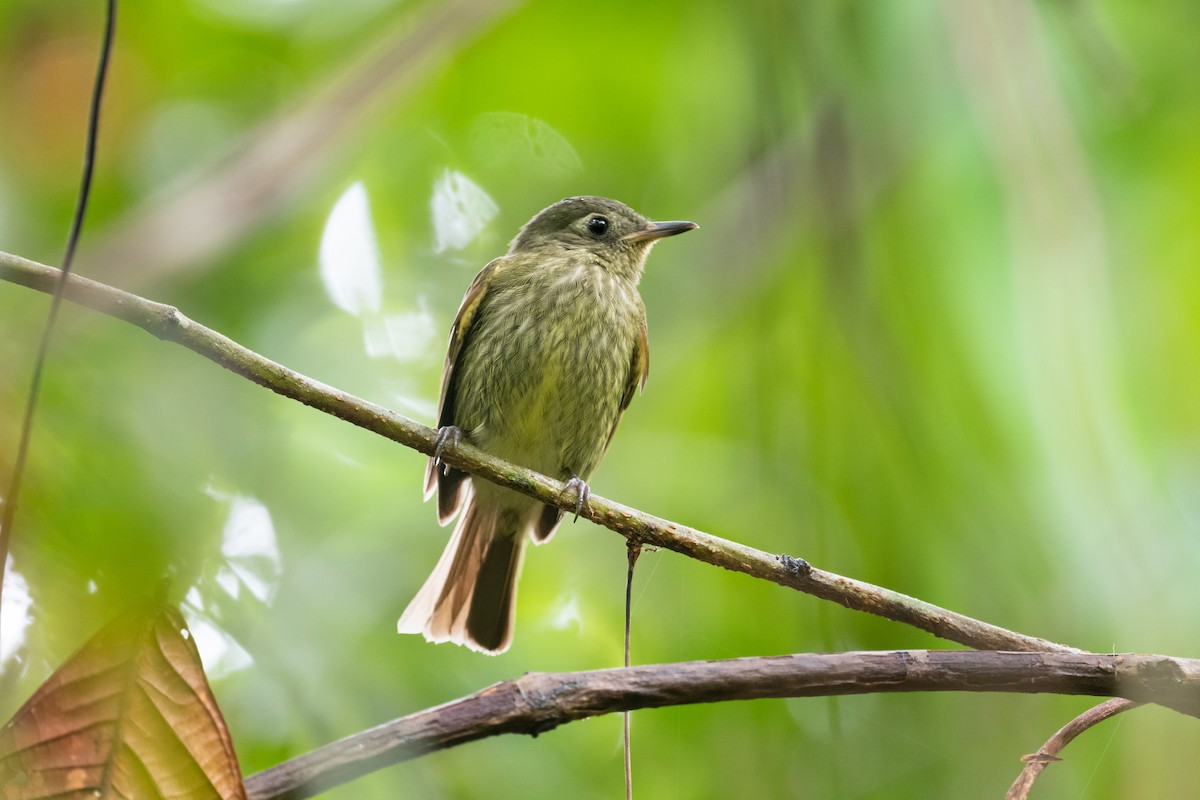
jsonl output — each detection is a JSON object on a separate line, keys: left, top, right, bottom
{"left": 586, "top": 216, "right": 609, "bottom": 237}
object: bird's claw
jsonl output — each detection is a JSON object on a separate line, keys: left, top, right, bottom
{"left": 433, "top": 425, "right": 463, "bottom": 473}
{"left": 563, "top": 476, "right": 590, "bottom": 522}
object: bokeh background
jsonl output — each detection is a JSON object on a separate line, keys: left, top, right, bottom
{"left": 3, "top": 0, "right": 1200, "bottom": 797}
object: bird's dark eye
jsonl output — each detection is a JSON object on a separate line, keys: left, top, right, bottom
{"left": 586, "top": 216, "right": 609, "bottom": 237}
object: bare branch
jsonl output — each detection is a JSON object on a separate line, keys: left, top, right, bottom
{"left": 0, "top": 251, "right": 1080, "bottom": 654}
{"left": 1007, "top": 698, "right": 1142, "bottom": 800}
{"left": 242, "top": 651, "right": 1200, "bottom": 800}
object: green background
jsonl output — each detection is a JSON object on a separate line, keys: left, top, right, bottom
{"left": 3, "top": 0, "right": 1200, "bottom": 797}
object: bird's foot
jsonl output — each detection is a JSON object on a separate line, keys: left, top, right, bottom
{"left": 562, "top": 476, "right": 591, "bottom": 522}
{"left": 433, "top": 425, "right": 463, "bottom": 473}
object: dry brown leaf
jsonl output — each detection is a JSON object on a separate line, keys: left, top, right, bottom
{"left": 0, "top": 604, "right": 245, "bottom": 799}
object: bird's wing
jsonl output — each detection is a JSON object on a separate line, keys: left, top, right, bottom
{"left": 605, "top": 316, "right": 650, "bottom": 452}
{"left": 424, "top": 256, "right": 507, "bottom": 522}
{"left": 626, "top": 317, "right": 651, "bottom": 410}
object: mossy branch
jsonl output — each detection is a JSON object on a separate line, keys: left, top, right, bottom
{"left": 1, "top": 250, "right": 1078, "bottom": 654}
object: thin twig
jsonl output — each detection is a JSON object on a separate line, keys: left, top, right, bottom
{"left": 0, "top": 252, "right": 1081, "bottom": 655}
{"left": 1006, "top": 698, "right": 1142, "bottom": 800}
{"left": 0, "top": 0, "right": 117, "bottom": 636}
{"left": 241, "top": 651, "right": 1200, "bottom": 800}
{"left": 623, "top": 541, "right": 641, "bottom": 800}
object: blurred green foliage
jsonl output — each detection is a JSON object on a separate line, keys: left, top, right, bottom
{"left": 4, "top": 0, "right": 1200, "bottom": 797}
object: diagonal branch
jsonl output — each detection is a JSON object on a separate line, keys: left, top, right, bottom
{"left": 1, "top": 250, "right": 1079, "bottom": 654}
{"left": 242, "top": 651, "right": 1200, "bottom": 800}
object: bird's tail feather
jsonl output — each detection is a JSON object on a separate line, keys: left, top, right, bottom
{"left": 398, "top": 501, "right": 525, "bottom": 654}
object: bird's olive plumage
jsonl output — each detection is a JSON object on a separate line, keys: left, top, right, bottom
{"left": 397, "top": 196, "right": 696, "bottom": 653}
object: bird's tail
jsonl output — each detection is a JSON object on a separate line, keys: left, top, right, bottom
{"left": 397, "top": 500, "right": 525, "bottom": 654}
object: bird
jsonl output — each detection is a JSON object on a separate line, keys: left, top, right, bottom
{"left": 397, "top": 196, "right": 697, "bottom": 653}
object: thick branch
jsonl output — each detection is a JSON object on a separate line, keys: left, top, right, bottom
{"left": 242, "top": 650, "right": 1200, "bottom": 800}
{"left": 1, "top": 251, "right": 1078, "bottom": 654}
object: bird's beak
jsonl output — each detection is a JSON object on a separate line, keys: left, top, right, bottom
{"left": 623, "top": 220, "right": 699, "bottom": 243}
